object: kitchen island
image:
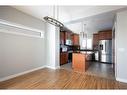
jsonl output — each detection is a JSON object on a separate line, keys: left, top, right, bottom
{"left": 72, "top": 53, "right": 90, "bottom": 72}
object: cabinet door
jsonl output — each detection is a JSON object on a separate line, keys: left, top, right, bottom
{"left": 72, "top": 34, "right": 79, "bottom": 46}
{"left": 99, "top": 30, "right": 112, "bottom": 40}
{"left": 65, "top": 32, "right": 72, "bottom": 40}
{"left": 60, "top": 32, "right": 65, "bottom": 44}
{"left": 60, "top": 52, "right": 68, "bottom": 65}
{"left": 99, "top": 31, "right": 106, "bottom": 40}
{"left": 93, "top": 33, "right": 99, "bottom": 46}
{"left": 106, "top": 31, "right": 112, "bottom": 39}
{"left": 72, "top": 53, "right": 85, "bottom": 72}
{"left": 65, "top": 32, "right": 73, "bottom": 45}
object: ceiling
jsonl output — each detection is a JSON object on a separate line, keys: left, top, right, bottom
{"left": 65, "top": 11, "right": 116, "bottom": 34}
{"left": 13, "top": 6, "right": 127, "bottom": 34}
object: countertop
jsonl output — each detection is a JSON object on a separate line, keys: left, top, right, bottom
{"left": 75, "top": 49, "right": 98, "bottom": 51}
{"left": 60, "top": 49, "right": 98, "bottom": 53}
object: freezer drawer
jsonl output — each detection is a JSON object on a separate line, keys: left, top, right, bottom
{"left": 100, "top": 54, "right": 112, "bottom": 63}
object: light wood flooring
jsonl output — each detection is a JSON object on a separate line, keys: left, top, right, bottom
{"left": 0, "top": 68, "right": 127, "bottom": 89}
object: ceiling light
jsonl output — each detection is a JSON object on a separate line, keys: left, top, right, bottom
{"left": 43, "top": 16, "right": 64, "bottom": 27}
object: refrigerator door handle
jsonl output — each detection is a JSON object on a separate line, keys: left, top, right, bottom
{"left": 100, "top": 44, "right": 103, "bottom": 50}
{"left": 102, "top": 45, "right": 103, "bottom": 50}
{"left": 105, "top": 42, "right": 106, "bottom": 52}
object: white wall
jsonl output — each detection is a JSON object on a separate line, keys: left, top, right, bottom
{"left": 0, "top": 6, "right": 46, "bottom": 80}
{"left": 0, "top": 6, "right": 45, "bottom": 30}
{"left": 116, "top": 10, "right": 127, "bottom": 83}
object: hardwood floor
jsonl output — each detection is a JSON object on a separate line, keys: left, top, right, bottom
{"left": 61, "top": 62, "right": 115, "bottom": 79}
{"left": 86, "top": 62, "right": 115, "bottom": 80}
{"left": 0, "top": 68, "right": 127, "bottom": 89}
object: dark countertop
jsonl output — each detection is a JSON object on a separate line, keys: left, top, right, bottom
{"left": 60, "top": 49, "right": 98, "bottom": 53}
{"left": 74, "top": 49, "right": 98, "bottom": 52}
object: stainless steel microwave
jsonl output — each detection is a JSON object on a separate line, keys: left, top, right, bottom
{"left": 66, "top": 39, "right": 72, "bottom": 45}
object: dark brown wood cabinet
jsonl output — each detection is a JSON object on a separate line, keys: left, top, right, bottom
{"left": 99, "top": 31, "right": 106, "bottom": 40}
{"left": 99, "top": 30, "right": 112, "bottom": 40}
{"left": 65, "top": 32, "right": 72, "bottom": 41}
{"left": 93, "top": 30, "right": 112, "bottom": 49}
{"left": 60, "top": 32, "right": 65, "bottom": 45}
{"left": 60, "top": 32, "right": 79, "bottom": 46}
{"left": 60, "top": 31, "right": 73, "bottom": 45}
{"left": 106, "top": 30, "right": 112, "bottom": 40}
{"left": 93, "top": 33, "right": 99, "bottom": 47}
{"left": 72, "top": 34, "right": 79, "bottom": 46}
{"left": 72, "top": 53, "right": 89, "bottom": 72}
{"left": 60, "top": 52, "right": 68, "bottom": 65}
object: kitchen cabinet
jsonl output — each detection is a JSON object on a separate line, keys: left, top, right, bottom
{"left": 65, "top": 32, "right": 73, "bottom": 45}
{"left": 106, "top": 30, "right": 112, "bottom": 39}
{"left": 60, "top": 31, "right": 73, "bottom": 45}
{"left": 72, "top": 53, "right": 89, "bottom": 72}
{"left": 65, "top": 32, "right": 72, "bottom": 40}
{"left": 60, "top": 32, "right": 65, "bottom": 45}
{"left": 60, "top": 31, "right": 79, "bottom": 46}
{"left": 99, "top": 30, "right": 112, "bottom": 40}
{"left": 72, "top": 34, "right": 79, "bottom": 46}
{"left": 60, "top": 52, "right": 68, "bottom": 65}
{"left": 93, "top": 33, "right": 99, "bottom": 47}
{"left": 93, "top": 30, "right": 112, "bottom": 49}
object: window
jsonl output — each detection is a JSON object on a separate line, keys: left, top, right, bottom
{"left": 81, "top": 38, "right": 92, "bottom": 49}
{"left": 81, "top": 39, "right": 87, "bottom": 48}
{"left": 87, "top": 38, "right": 92, "bottom": 49}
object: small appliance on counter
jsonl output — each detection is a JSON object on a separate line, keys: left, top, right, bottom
{"left": 65, "top": 39, "right": 72, "bottom": 46}
{"left": 60, "top": 45, "right": 68, "bottom": 52}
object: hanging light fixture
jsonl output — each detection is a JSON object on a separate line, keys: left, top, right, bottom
{"left": 43, "top": 6, "right": 64, "bottom": 27}
{"left": 80, "top": 23, "right": 87, "bottom": 49}
{"left": 43, "top": 16, "right": 64, "bottom": 27}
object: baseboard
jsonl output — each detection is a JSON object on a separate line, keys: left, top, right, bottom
{"left": 0, "top": 66, "right": 45, "bottom": 82}
{"left": 116, "top": 77, "right": 127, "bottom": 83}
{"left": 46, "top": 66, "right": 60, "bottom": 69}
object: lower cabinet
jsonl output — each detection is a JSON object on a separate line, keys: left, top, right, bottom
{"left": 72, "top": 53, "right": 89, "bottom": 72}
{"left": 60, "top": 52, "right": 68, "bottom": 65}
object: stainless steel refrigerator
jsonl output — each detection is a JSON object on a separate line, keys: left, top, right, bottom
{"left": 99, "top": 40, "right": 112, "bottom": 63}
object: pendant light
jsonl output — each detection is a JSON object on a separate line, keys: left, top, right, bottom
{"left": 43, "top": 6, "right": 64, "bottom": 27}
{"left": 80, "top": 23, "right": 87, "bottom": 49}
{"left": 43, "top": 16, "right": 64, "bottom": 27}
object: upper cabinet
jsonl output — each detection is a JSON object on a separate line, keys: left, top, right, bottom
{"left": 60, "top": 31, "right": 65, "bottom": 45}
{"left": 60, "top": 31, "right": 79, "bottom": 46}
{"left": 93, "top": 33, "right": 99, "bottom": 47}
{"left": 60, "top": 31, "right": 73, "bottom": 45}
{"left": 99, "top": 30, "right": 112, "bottom": 40}
{"left": 106, "top": 30, "right": 112, "bottom": 39}
{"left": 72, "top": 33, "right": 79, "bottom": 46}
{"left": 65, "top": 32, "right": 72, "bottom": 41}
{"left": 65, "top": 32, "right": 73, "bottom": 45}
{"left": 93, "top": 30, "right": 112, "bottom": 49}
